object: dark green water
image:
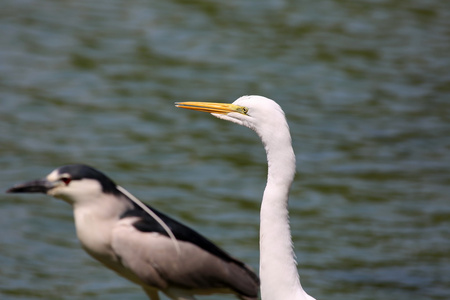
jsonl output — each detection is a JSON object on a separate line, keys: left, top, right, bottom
{"left": 1, "top": 0, "right": 449, "bottom": 299}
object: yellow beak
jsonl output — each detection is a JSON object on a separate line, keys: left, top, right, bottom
{"left": 175, "top": 102, "right": 248, "bottom": 115}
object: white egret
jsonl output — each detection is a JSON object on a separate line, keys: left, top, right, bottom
{"left": 176, "top": 95, "right": 316, "bottom": 300}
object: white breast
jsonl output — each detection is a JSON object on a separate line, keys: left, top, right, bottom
{"left": 71, "top": 193, "right": 133, "bottom": 261}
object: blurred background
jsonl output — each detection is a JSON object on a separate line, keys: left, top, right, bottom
{"left": 1, "top": 0, "right": 449, "bottom": 299}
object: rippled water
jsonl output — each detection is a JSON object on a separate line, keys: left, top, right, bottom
{"left": 1, "top": 0, "right": 449, "bottom": 299}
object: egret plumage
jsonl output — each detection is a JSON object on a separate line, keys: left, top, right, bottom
{"left": 7, "top": 164, "right": 259, "bottom": 300}
{"left": 176, "top": 95, "right": 316, "bottom": 300}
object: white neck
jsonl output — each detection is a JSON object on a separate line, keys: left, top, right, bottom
{"left": 257, "top": 125, "right": 312, "bottom": 300}
{"left": 71, "top": 192, "right": 132, "bottom": 259}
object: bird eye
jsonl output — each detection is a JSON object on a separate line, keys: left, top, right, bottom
{"left": 60, "top": 176, "right": 72, "bottom": 185}
{"left": 237, "top": 106, "right": 249, "bottom": 114}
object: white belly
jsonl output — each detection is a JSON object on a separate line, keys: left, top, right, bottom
{"left": 74, "top": 209, "right": 116, "bottom": 260}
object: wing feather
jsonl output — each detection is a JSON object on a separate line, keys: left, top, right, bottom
{"left": 113, "top": 209, "right": 259, "bottom": 298}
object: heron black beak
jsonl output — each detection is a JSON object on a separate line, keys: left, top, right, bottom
{"left": 175, "top": 102, "right": 248, "bottom": 115}
{"left": 6, "top": 179, "right": 56, "bottom": 194}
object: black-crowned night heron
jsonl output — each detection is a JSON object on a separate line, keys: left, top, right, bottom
{"left": 7, "top": 164, "right": 259, "bottom": 300}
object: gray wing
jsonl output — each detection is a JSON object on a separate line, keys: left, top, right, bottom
{"left": 111, "top": 218, "right": 258, "bottom": 298}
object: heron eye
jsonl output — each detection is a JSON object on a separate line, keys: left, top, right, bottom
{"left": 60, "top": 177, "right": 72, "bottom": 185}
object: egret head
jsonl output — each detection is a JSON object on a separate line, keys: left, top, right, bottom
{"left": 7, "top": 164, "right": 119, "bottom": 205}
{"left": 176, "top": 95, "right": 289, "bottom": 140}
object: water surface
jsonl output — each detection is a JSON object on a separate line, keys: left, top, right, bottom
{"left": 1, "top": 0, "right": 449, "bottom": 299}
